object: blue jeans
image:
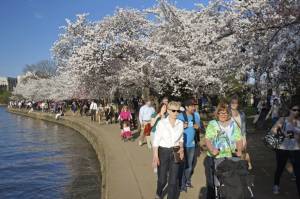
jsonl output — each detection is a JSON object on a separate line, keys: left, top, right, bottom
{"left": 181, "top": 147, "right": 195, "bottom": 187}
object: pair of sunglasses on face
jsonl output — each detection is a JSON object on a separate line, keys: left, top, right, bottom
{"left": 292, "top": 109, "right": 300, "bottom": 112}
{"left": 168, "top": 109, "right": 180, "bottom": 113}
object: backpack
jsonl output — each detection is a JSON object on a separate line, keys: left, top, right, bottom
{"left": 182, "top": 112, "right": 201, "bottom": 144}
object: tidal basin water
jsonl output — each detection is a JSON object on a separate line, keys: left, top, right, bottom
{"left": 0, "top": 107, "right": 101, "bottom": 199}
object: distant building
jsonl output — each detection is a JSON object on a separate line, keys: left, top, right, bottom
{"left": 0, "top": 77, "right": 18, "bottom": 92}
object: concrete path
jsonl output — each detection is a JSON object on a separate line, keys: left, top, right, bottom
{"left": 67, "top": 115, "right": 207, "bottom": 199}
{"left": 8, "top": 109, "right": 298, "bottom": 199}
{"left": 69, "top": 115, "right": 298, "bottom": 199}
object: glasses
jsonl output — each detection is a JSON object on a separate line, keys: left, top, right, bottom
{"left": 218, "top": 112, "right": 228, "bottom": 115}
{"left": 292, "top": 109, "right": 300, "bottom": 112}
{"left": 169, "top": 109, "right": 180, "bottom": 113}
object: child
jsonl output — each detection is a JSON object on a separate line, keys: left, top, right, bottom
{"left": 120, "top": 121, "right": 133, "bottom": 141}
{"left": 118, "top": 105, "right": 132, "bottom": 129}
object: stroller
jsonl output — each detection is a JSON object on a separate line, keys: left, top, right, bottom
{"left": 212, "top": 157, "right": 254, "bottom": 199}
{"left": 120, "top": 121, "right": 133, "bottom": 141}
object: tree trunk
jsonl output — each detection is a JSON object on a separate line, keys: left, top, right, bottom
{"left": 142, "top": 86, "right": 150, "bottom": 100}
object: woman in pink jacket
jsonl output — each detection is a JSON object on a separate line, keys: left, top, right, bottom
{"left": 118, "top": 105, "right": 132, "bottom": 129}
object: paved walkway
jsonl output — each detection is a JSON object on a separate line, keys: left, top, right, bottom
{"left": 69, "top": 114, "right": 298, "bottom": 199}
{"left": 9, "top": 109, "right": 298, "bottom": 199}
{"left": 67, "top": 115, "right": 207, "bottom": 199}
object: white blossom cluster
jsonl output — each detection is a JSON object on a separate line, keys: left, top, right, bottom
{"left": 14, "top": 0, "right": 300, "bottom": 100}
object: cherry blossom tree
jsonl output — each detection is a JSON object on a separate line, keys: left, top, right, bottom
{"left": 14, "top": 0, "right": 300, "bottom": 101}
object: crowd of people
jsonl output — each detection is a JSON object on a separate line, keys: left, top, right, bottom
{"left": 8, "top": 92, "right": 300, "bottom": 199}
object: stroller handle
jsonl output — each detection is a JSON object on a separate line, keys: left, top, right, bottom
{"left": 214, "top": 148, "right": 239, "bottom": 158}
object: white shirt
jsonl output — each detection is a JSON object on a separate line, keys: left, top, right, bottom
{"left": 90, "top": 102, "right": 98, "bottom": 110}
{"left": 153, "top": 117, "right": 184, "bottom": 148}
{"left": 123, "top": 127, "right": 131, "bottom": 132}
{"left": 139, "top": 105, "right": 155, "bottom": 123}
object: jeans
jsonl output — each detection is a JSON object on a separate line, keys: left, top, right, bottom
{"left": 181, "top": 147, "right": 195, "bottom": 187}
{"left": 274, "top": 149, "right": 300, "bottom": 197}
{"left": 156, "top": 147, "right": 180, "bottom": 199}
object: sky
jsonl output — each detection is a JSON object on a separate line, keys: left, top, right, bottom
{"left": 0, "top": 0, "right": 207, "bottom": 77}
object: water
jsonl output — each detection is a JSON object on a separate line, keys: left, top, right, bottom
{"left": 0, "top": 107, "right": 101, "bottom": 199}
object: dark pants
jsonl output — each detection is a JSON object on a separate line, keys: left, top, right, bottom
{"left": 274, "top": 149, "right": 300, "bottom": 196}
{"left": 156, "top": 147, "right": 180, "bottom": 199}
{"left": 272, "top": 117, "right": 279, "bottom": 125}
{"left": 204, "top": 156, "right": 215, "bottom": 199}
{"left": 91, "top": 110, "right": 96, "bottom": 121}
{"left": 105, "top": 113, "right": 113, "bottom": 123}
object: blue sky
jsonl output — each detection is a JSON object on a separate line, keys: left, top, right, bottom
{"left": 0, "top": 0, "right": 207, "bottom": 77}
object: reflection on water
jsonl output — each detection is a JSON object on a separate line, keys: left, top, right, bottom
{"left": 0, "top": 107, "right": 101, "bottom": 199}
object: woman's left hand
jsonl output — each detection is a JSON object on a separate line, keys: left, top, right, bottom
{"left": 179, "top": 148, "right": 184, "bottom": 160}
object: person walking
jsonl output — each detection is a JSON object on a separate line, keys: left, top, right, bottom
{"left": 230, "top": 95, "right": 252, "bottom": 169}
{"left": 266, "top": 98, "right": 281, "bottom": 125}
{"left": 118, "top": 105, "right": 132, "bottom": 129}
{"left": 152, "top": 101, "right": 184, "bottom": 199}
{"left": 150, "top": 103, "right": 168, "bottom": 151}
{"left": 254, "top": 98, "right": 268, "bottom": 129}
{"left": 97, "top": 103, "right": 104, "bottom": 124}
{"left": 230, "top": 96, "right": 247, "bottom": 150}
{"left": 204, "top": 102, "right": 243, "bottom": 199}
{"left": 89, "top": 100, "right": 98, "bottom": 122}
{"left": 105, "top": 104, "right": 113, "bottom": 124}
{"left": 138, "top": 99, "right": 155, "bottom": 146}
{"left": 271, "top": 103, "right": 300, "bottom": 196}
{"left": 178, "top": 99, "right": 201, "bottom": 192}
{"left": 71, "top": 101, "right": 77, "bottom": 116}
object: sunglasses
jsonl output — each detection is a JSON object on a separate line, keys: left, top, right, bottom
{"left": 169, "top": 109, "right": 180, "bottom": 113}
{"left": 292, "top": 109, "right": 300, "bottom": 112}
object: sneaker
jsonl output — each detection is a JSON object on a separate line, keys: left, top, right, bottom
{"left": 272, "top": 185, "right": 280, "bottom": 195}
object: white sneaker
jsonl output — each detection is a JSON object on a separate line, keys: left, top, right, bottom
{"left": 272, "top": 185, "right": 280, "bottom": 194}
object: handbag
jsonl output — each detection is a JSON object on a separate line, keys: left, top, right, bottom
{"left": 263, "top": 118, "right": 286, "bottom": 150}
{"left": 172, "top": 146, "right": 183, "bottom": 163}
{"left": 263, "top": 131, "right": 284, "bottom": 150}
